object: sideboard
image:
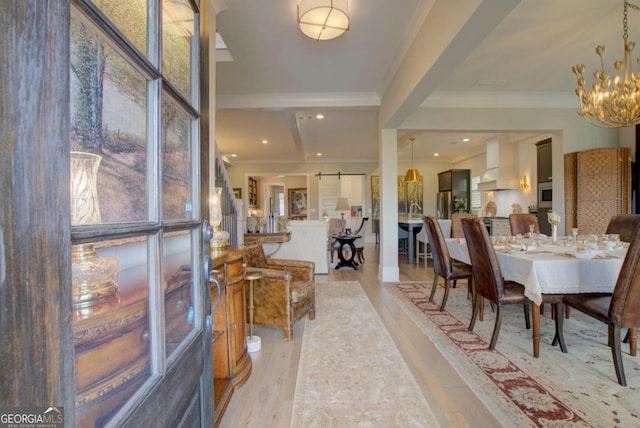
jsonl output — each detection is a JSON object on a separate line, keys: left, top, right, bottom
{"left": 211, "top": 246, "right": 252, "bottom": 425}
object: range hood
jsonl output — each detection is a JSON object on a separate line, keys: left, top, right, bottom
{"left": 477, "top": 139, "right": 520, "bottom": 191}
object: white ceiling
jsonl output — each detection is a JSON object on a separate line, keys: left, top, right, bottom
{"left": 213, "top": 0, "right": 629, "bottom": 164}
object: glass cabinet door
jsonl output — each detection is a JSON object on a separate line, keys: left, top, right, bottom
{"left": 70, "top": 0, "right": 207, "bottom": 425}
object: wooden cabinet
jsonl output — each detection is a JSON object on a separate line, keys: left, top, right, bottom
{"left": 212, "top": 247, "right": 251, "bottom": 426}
{"left": 438, "top": 169, "right": 471, "bottom": 213}
{"left": 536, "top": 138, "right": 552, "bottom": 183}
{"left": 248, "top": 177, "right": 258, "bottom": 206}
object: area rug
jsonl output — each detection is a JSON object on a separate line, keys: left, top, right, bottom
{"left": 290, "top": 281, "right": 440, "bottom": 428}
{"left": 387, "top": 282, "right": 640, "bottom": 427}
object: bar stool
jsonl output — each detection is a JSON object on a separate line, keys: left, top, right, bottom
{"left": 246, "top": 272, "right": 263, "bottom": 352}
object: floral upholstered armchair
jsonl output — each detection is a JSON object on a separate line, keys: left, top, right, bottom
{"left": 243, "top": 244, "right": 315, "bottom": 341}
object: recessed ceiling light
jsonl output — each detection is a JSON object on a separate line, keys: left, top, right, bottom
{"left": 231, "top": 153, "right": 237, "bottom": 157}
{"left": 261, "top": 139, "right": 268, "bottom": 144}
{"left": 316, "top": 152, "right": 323, "bottom": 157}
{"left": 433, "top": 153, "right": 440, "bottom": 157}
{"left": 462, "top": 138, "right": 470, "bottom": 142}
{"left": 315, "top": 114, "right": 324, "bottom": 119}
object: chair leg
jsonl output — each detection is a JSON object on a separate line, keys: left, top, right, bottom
{"left": 552, "top": 302, "right": 568, "bottom": 353}
{"left": 440, "top": 279, "right": 451, "bottom": 312}
{"left": 489, "top": 306, "right": 505, "bottom": 350}
{"left": 429, "top": 274, "right": 439, "bottom": 302}
{"left": 468, "top": 291, "right": 481, "bottom": 332}
{"left": 523, "top": 303, "right": 531, "bottom": 330}
{"left": 629, "top": 328, "right": 637, "bottom": 357}
{"left": 610, "top": 326, "right": 627, "bottom": 386}
{"left": 452, "top": 279, "right": 457, "bottom": 289}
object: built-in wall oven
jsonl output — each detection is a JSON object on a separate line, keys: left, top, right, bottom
{"left": 538, "top": 181, "right": 552, "bottom": 209}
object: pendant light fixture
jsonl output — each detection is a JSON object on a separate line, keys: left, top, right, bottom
{"left": 572, "top": 1, "right": 640, "bottom": 127}
{"left": 404, "top": 137, "right": 420, "bottom": 183}
{"left": 297, "top": 0, "right": 350, "bottom": 41}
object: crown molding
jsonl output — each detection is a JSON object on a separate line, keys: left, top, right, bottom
{"left": 421, "top": 91, "right": 579, "bottom": 109}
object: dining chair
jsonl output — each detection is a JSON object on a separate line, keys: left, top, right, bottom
{"left": 451, "top": 213, "right": 477, "bottom": 238}
{"left": 326, "top": 218, "right": 345, "bottom": 263}
{"left": 508, "top": 213, "right": 540, "bottom": 235}
{"left": 352, "top": 217, "right": 369, "bottom": 264}
{"left": 555, "top": 222, "right": 640, "bottom": 386}
{"left": 605, "top": 214, "right": 640, "bottom": 242}
{"left": 424, "top": 216, "right": 472, "bottom": 312}
{"left": 415, "top": 224, "right": 430, "bottom": 267}
{"left": 461, "top": 217, "right": 533, "bottom": 350}
{"left": 398, "top": 226, "right": 409, "bottom": 259}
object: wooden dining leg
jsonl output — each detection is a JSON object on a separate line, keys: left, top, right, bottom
{"left": 532, "top": 303, "right": 541, "bottom": 358}
{"left": 629, "top": 328, "right": 637, "bottom": 357}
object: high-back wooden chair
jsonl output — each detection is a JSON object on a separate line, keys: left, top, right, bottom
{"left": 509, "top": 213, "right": 540, "bottom": 236}
{"left": 557, "top": 222, "right": 640, "bottom": 386}
{"left": 424, "top": 216, "right": 472, "bottom": 311}
{"left": 451, "top": 213, "right": 477, "bottom": 238}
{"left": 461, "top": 217, "right": 533, "bottom": 350}
{"left": 605, "top": 214, "right": 640, "bottom": 242}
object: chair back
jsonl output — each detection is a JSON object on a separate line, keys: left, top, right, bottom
{"left": 245, "top": 243, "right": 268, "bottom": 268}
{"left": 509, "top": 213, "right": 540, "bottom": 235}
{"left": 461, "top": 217, "right": 505, "bottom": 303}
{"left": 416, "top": 223, "right": 428, "bottom": 244}
{"left": 353, "top": 217, "right": 369, "bottom": 235}
{"left": 451, "top": 213, "right": 477, "bottom": 238}
{"left": 610, "top": 222, "right": 640, "bottom": 327}
{"left": 424, "top": 216, "right": 452, "bottom": 277}
{"left": 605, "top": 214, "right": 640, "bottom": 242}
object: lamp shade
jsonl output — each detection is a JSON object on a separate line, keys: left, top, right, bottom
{"left": 335, "top": 197, "right": 350, "bottom": 211}
{"left": 404, "top": 168, "right": 420, "bottom": 183}
{"left": 298, "top": 0, "right": 350, "bottom": 41}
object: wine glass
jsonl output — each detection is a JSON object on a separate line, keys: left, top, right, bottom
{"left": 571, "top": 228, "right": 579, "bottom": 240}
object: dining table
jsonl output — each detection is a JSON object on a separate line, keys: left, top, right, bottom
{"left": 446, "top": 237, "right": 627, "bottom": 357}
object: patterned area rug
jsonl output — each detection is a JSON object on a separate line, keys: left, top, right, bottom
{"left": 388, "top": 282, "right": 640, "bottom": 427}
{"left": 291, "top": 281, "right": 440, "bottom": 428}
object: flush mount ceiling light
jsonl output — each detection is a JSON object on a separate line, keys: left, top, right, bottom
{"left": 573, "top": 1, "right": 640, "bottom": 127}
{"left": 298, "top": 0, "right": 350, "bottom": 41}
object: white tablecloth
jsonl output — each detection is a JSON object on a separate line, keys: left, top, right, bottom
{"left": 446, "top": 239, "right": 626, "bottom": 305}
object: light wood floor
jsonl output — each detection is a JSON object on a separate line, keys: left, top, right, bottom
{"left": 219, "top": 244, "right": 503, "bottom": 428}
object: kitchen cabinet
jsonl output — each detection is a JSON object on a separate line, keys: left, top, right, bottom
{"left": 437, "top": 169, "right": 470, "bottom": 218}
{"left": 212, "top": 247, "right": 251, "bottom": 426}
{"left": 536, "top": 139, "right": 552, "bottom": 183}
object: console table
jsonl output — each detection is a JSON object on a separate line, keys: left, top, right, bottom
{"left": 244, "top": 231, "right": 291, "bottom": 256}
{"left": 334, "top": 234, "right": 360, "bottom": 270}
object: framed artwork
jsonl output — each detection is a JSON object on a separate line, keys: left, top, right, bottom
{"left": 351, "top": 205, "right": 362, "bottom": 217}
{"left": 233, "top": 187, "right": 242, "bottom": 199}
{"left": 288, "top": 188, "right": 307, "bottom": 217}
{"left": 371, "top": 176, "right": 379, "bottom": 219}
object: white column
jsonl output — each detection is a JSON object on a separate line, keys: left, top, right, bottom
{"left": 378, "top": 128, "right": 399, "bottom": 282}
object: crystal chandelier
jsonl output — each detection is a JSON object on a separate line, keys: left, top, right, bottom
{"left": 572, "top": 1, "right": 640, "bottom": 127}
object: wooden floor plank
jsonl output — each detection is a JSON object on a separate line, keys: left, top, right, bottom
{"left": 219, "top": 244, "right": 501, "bottom": 428}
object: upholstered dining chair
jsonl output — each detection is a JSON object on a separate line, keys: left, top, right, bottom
{"left": 352, "top": 217, "right": 369, "bottom": 264}
{"left": 326, "top": 217, "right": 345, "bottom": 263}
{"left": 451, "top": 213, "right": 477, "bottom": 239}
{"left": 509, "top": 213, "right": 540, "bottom": 236}
{"left": 415, "top": 224, "right": 430, "bottom": 267}
{"left": 424, "top": 216, "right": 473, "bottom": 312}
{"left": 461, "top": 217, "right": 534, "bottom": 350}
{"left": 605, "top": 214, "right": 640, "bottom": 243}
{"left": 555, "top": 223, "right": 640, "bottom": 386}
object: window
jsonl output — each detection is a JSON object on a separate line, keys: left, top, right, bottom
{"left": 471, "top": 176, "right": 481, "bottom": 209}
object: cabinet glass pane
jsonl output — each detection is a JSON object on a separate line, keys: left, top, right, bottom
{"left": 164, "top": 231, "right": 195, "bottom": 357}
{"left": 162, "top": 93, "right": 193, "bottom": 220}
{"left": 73, "top": 238, "right": 151, "bottom": 427}
{"left": 71, "top": 17, "right": 149, "bottom": 223}
{"left": 92, "top": 0, "right": 147, "bottom": 55}
{"left": 162, "top": 0, "right": 194, "bottom": 101}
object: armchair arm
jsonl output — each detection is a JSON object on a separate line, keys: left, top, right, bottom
{"left": 245, "top": 266, "right": 292, "bottom": 282}
{"left": 265, "top": 258, "right": 314, "bottom": 282}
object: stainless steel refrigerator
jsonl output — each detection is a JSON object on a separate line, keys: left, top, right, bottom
{"left": 436, "top": 191, "right": 452, "bottom": 219}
